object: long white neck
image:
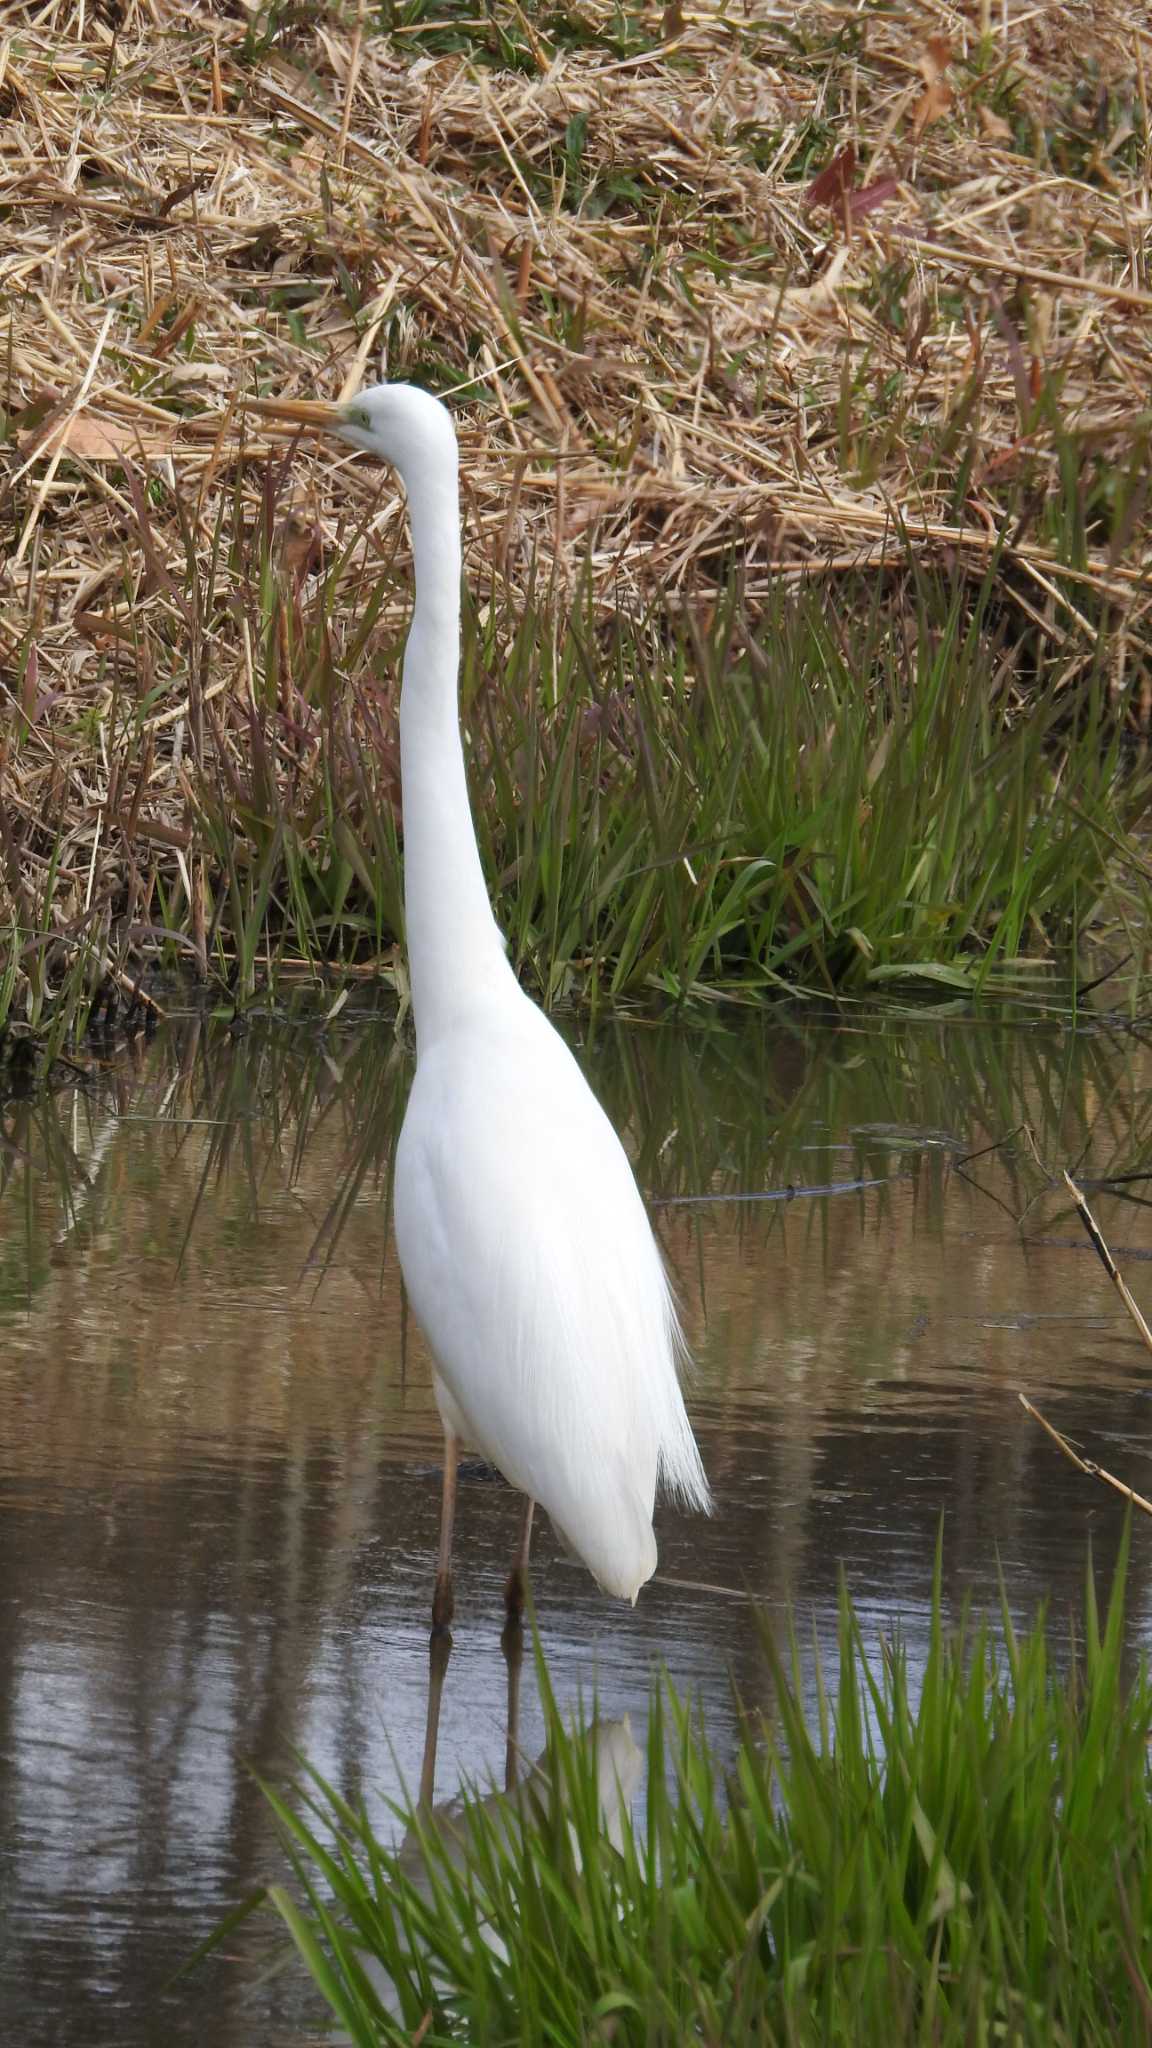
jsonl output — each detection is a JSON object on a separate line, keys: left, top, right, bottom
{"left": 396, "top": 435, "right": 510, "bottom": 1049}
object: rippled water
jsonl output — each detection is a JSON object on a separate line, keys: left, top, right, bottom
{"left": 3, "top": 1003, "right": 1152, "bottom": 2043}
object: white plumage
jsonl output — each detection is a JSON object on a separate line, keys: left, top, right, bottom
{"left": 395, "top": 992, "right": 709, "bottom": 1600}
{"left": 257, "top": 380, "right": 711, "bottom": 1618}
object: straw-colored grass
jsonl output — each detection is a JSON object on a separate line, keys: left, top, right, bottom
{"left": 2, "top": 1, "right": 1151, "bottom": 1031}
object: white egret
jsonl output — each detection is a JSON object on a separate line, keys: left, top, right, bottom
{"left": 251, "top": 383, "right": 711, "bottom": 1628}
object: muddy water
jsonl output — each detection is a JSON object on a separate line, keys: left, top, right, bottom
{"left": 3, "top": 1005, "right": 1152, "bottom": 2044}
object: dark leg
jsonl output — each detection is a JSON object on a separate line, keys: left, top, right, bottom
{"left": 431, "top": 1429, "right": 458, "bottom": 1635}
{"left": 503, "top": 1495, "right": 535, "bottom": 1635}
{"left": 419, "top": 1626, "right": 453, "bottom": 1810}
{"left": 502, "top": 1614, "right": 524, "bottom": 1793}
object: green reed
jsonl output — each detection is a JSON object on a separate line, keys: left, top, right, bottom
{"left": 5, "top": 466, "right": 1152, "bottom": 1053}
{"left": 166, "top": 531, "right": 1152, "bottom": 1011}
{"left": 251, "top": 1526, "right": 1152, "bottom": 2045}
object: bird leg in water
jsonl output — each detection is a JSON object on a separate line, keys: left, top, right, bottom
{"left": 419, "top": 1626, "right": 453, "bottom": 1809}
{"left": 503, "top": 1495, "right": 535, "bottom": 1634}
{"left": 431, "top": 1429, "right": 458, "bottom": 1633}
{"left": 502, "top": 1616, "right": 524, "bottom": 1793}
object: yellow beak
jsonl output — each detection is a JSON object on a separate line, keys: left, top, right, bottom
{"left": 244, "top": 396, "right": 343, "bottom": 429}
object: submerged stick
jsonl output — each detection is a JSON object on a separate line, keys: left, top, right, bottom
{"left": 1062, "top": 1168, "right": 1152, "bottom": 1360}
{"left": 1018, "top": 1394, "right": 1152, "bottom": 1520}
{"left": 655, "top": 1173, "right": 899, "bottom": 1207}
{"left": 1019, "top": 1169, "right": 1152, "bottom": 1518}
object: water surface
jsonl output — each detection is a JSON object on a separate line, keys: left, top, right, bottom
{"left": 2, "top": 1004, "right": 1152, "bottom": 2043}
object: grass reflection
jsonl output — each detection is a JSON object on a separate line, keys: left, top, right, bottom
{"left": 4, "top": 1008, "right": 1152, "bottom": 1306}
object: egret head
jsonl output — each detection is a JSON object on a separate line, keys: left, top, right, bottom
{"left": 248, "top": 382, "right": 457, "bottom": 482}
{"left": 334, "top": 383, "right": 456, "bottom": 470}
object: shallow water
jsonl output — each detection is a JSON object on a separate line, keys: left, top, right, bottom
{"left": 3, "top": 1003, "right": 1152, "bottom": 2043}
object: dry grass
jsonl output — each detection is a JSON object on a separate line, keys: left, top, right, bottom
{"left": 1, "top": 0, "right": 1151, "bottom": 1022}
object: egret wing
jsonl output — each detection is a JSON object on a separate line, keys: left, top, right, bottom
{"left": 394, "top": 1010, "right": 706, "bottom": 1598}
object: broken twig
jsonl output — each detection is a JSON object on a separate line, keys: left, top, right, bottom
{"left": 1018, "top": 1394, "right": 1152, "bottom": 1520}
{"left": 1062, "top": 1168, "right": 1152, "bottom": 1360}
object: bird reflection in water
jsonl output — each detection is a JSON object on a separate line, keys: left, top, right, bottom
{"left": 351, "top": 1614, "right": 642, "bottom": 2025}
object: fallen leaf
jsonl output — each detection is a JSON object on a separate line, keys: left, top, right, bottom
{"left": 280, "top": 512, "right": 323, "bottom": 581}
{"left": 911, "top": 75, "right": 953, "bottom": 139}
{"left": 849, "top": 176, "right": 899, "bottom": 220}
{"left": 157, "top": 173, "right": 209, "bottom": 218}
{"left": 979, "top": 104, "right": 1015, "bottom": 143}
{"left": 806, "top": 144, "right": 856, "bottom": 212}
{"left": 27, "top": 411, "right": 176, "bottom": 461}
{"left": 805, "top": 148, "right": 896, "bottom": 231}
{"left": 911, "top": 34, "right": 953, "bottom": 139}
{"left": 921, "top": 34, "right": 952, "bottom": 81}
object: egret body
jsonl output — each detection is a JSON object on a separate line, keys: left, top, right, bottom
{"left": 257, "top": 383, "right": 711, "bottom": 1624}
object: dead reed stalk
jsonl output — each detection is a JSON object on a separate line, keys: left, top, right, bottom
{"left": 1, "top": 0, "right": 1150, "bottom": 1017}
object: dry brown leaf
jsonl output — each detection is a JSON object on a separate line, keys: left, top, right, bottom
{"left": 280, "top": 513, "right": 324, "bottom": 581}
{"left": 979, "top": 104, "right": 1015, "bottom": 143}
{"left": 849, "top": 176, "right": 899, "bottom": 220}
{"left": 806, "top": 146, "right": 896, "bottom": 229}
{"left": 28, "top": 412, "right": 176, "bottom": 461}
{"left": 911, "top": 33, "right": 953, "bottom": 139}
{"left": 921, "top": 35, "right": 952, "bottom": 82}
{"left": 806, "top": 143, "right": 857, "bottom": 212}
{"left": 911, "top": 75, "right": 953, "bottom": 138}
